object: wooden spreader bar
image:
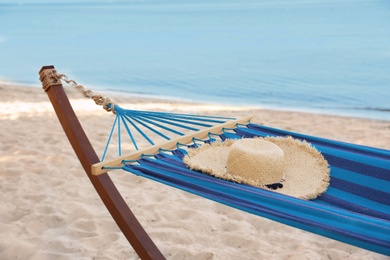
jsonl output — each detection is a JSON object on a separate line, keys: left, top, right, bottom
{"left": 91, "top": 117, "right": 251, "bottom": 175}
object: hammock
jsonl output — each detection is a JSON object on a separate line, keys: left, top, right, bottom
{"left": 39, "top": 66, "right": 390, "bottom": 259}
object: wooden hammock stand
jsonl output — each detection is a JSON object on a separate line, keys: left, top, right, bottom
{"left": 40, "top": 65, "right": 166, "bottom": 259}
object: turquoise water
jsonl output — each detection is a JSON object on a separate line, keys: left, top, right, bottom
{"left": 1, "top": 0, "right": 390, "bottom": 120}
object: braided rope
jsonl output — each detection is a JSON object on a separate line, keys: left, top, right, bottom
{"left": 40, "top": 68, "right": 116, "bottom": 113}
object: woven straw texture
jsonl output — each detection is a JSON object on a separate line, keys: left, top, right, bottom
{"left": 183, "top": 136, "right": 330, "bottom": 200}
{"left": 227, "top": 139, "right": 285, "bottom": 185}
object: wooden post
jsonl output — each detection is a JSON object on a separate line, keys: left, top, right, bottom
{"left": 40, "top": 66, "right": 165, "bottom": 260}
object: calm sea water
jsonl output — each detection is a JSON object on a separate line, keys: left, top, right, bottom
{"left": 1, "top": 0, "right": 390, "bottom": 120}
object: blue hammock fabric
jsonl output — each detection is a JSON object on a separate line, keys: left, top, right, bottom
{"left": 122, "top": 123, "right": 390, "bottom": 256}
{"left": 101, "top": 105, "right": 235, "bottom": 160}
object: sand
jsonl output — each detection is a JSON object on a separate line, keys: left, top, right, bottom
{"left": 1, "top": 84, "right": 389, "bottom": 260}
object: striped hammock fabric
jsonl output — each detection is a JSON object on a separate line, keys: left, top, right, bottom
{"left": 39, "top": 66, "right": 389, "bottom": 258}
{"left": 122, "top": 123, "right": 390, "bottom": 256}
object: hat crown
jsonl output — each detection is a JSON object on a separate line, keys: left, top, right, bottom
{"left": 226, "top": 139, "right": 285, "bottom": 185}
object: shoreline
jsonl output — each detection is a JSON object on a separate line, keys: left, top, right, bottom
{"left": 2, "top": 81, "right": 389, "bottom": 122}
{"left": 2, "top": 84, "right": 390, "bottom": 149}
{"left": 1, "top": 83, "right": 389, "bottom": 259}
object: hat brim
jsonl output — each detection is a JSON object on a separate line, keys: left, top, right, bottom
{"left": 183, "top": 136, "right": 330, "bottom": 200}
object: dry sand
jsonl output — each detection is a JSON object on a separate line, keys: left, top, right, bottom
{"left": 1, "top": 84, "right": 389, "bottom": 259}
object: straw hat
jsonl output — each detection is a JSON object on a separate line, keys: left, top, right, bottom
{"left": 183, "top": 136, "right": 330, "bottom": 200}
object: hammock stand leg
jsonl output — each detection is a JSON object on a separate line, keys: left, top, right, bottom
{"left": 40, "top": 66, "right": 165, "bottom": 260}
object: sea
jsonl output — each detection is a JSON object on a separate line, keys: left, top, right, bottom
{"left": 1, "top": 0, "right": 390, "bottom": 120}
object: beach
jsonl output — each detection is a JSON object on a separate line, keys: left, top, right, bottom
{"left": 1, "top": 84, "right": 389, "bottom": 260}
